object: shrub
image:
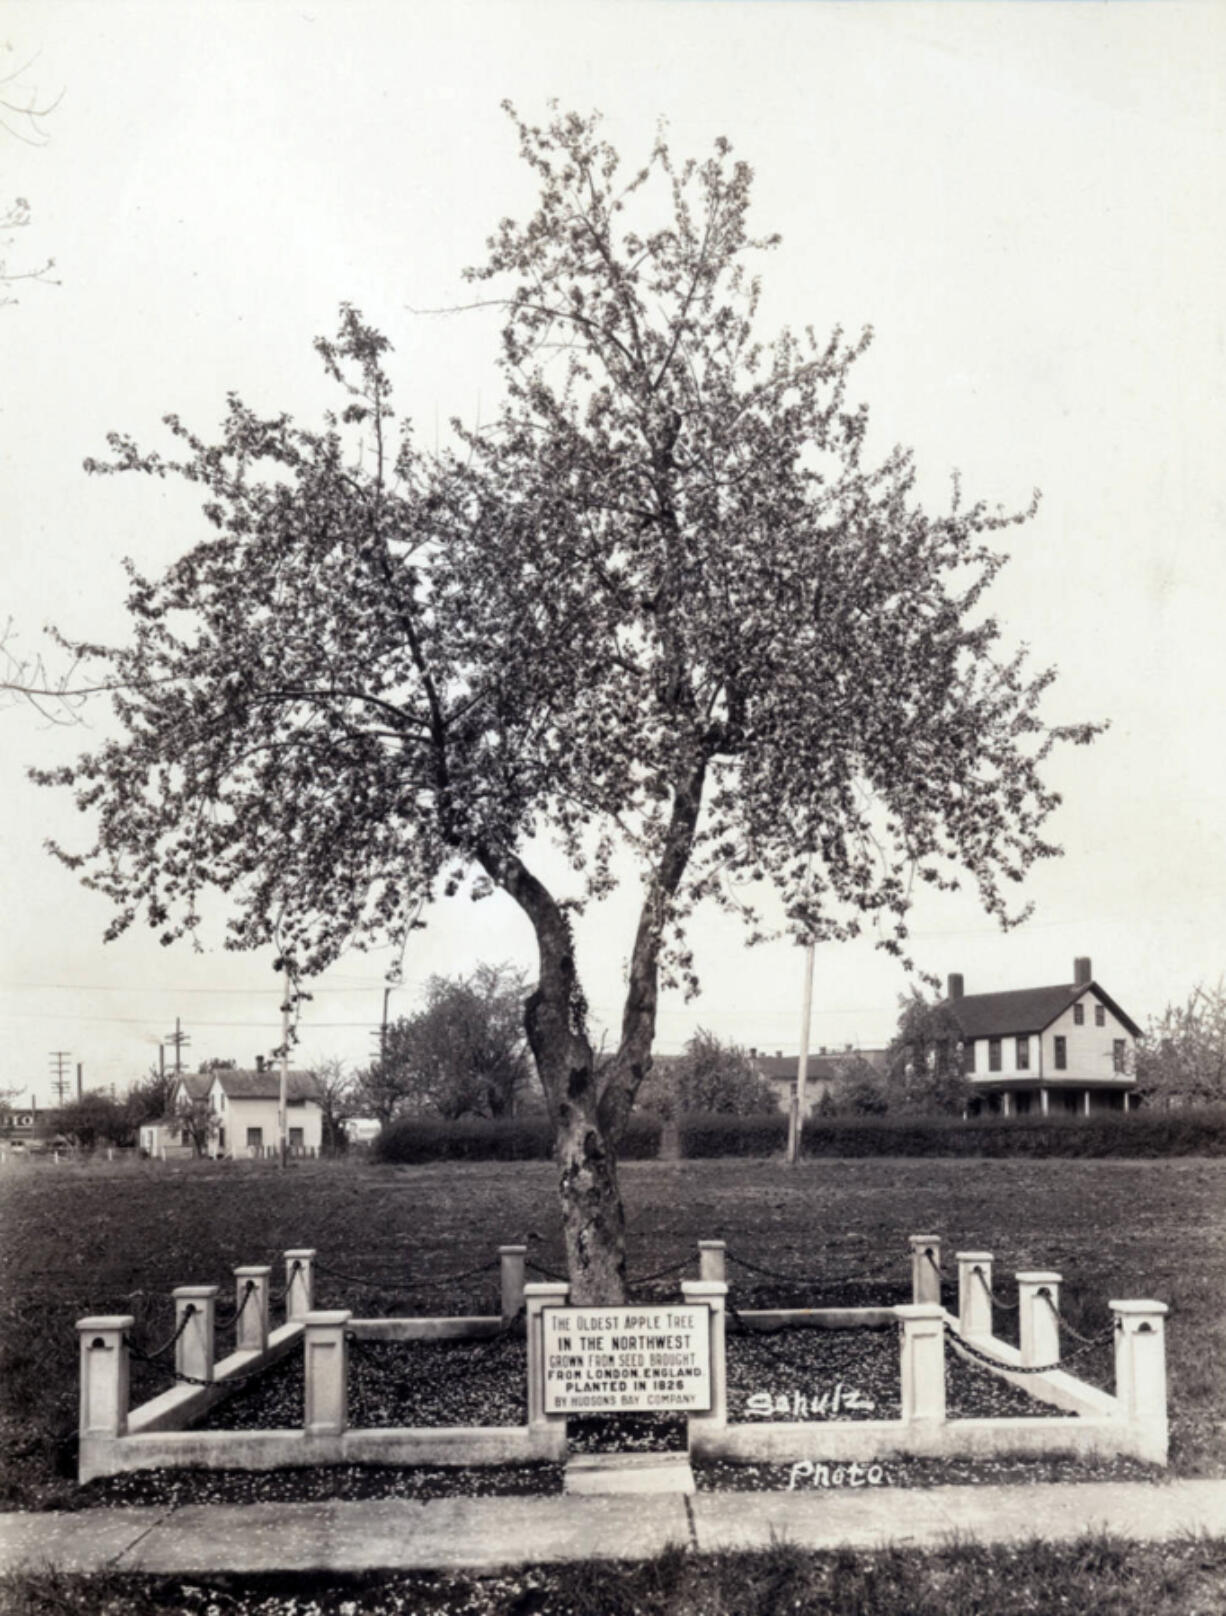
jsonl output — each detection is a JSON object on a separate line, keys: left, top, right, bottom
{"left": 374, "top": 1116, "right": 553, "bottom": 1163}
{"left": 798, "top": 1106, "right": 1226, "bottom": 1158}
{"left": 618, "top": 1114, "right": 663, "bottom": 1160}
{"left": 678, "top": 1111, "right": 789, "bottom": 1158}
{"left": 373, "top": 1112, "right": 662, "bottom": 1164}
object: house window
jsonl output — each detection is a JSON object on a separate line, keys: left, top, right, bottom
{"left": 1074, "top": 1003, "right": 1084, "bottom": 1026}
{"left": 965, "top": 1039, "right": 976, "bottom": 1073}
{"left": 1095, "top": 1005, "right": 1105, "bottom": 1027}
{"left": 246, "top": 1127, "right": 263, "bottom": 1150}
{"left": 1016, "top": 1037, "right": 1030, "bottom": 1070}
{"left": 1113, "top": 1040, "right": 1126, "bottom": 1073}
{"left": 1054, "top": 1037, "right": 1067, "bottom": 1071}
{"left": 988, "top": 1038, "right": 1002, "bottom": 1073}
{"left": 289, "top": 1127, "right": 304, "bottom": 1150}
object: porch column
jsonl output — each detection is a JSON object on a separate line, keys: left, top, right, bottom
{"left": 1017, "top": 1270, "right": 1062, "bottom": 1368}
{"left": 499, "top": 1245, "right": 527, "bottom": 1323}
{"left": 172, "top": 1286, "right": 218, "bottom": 1383}
{"left": 524, "top": 1281, "right": 569, "bottom": 1435}
{"left": 1110, "top": 1300, "right": 1169, "bottom": 1462}
{"left": 1040, "top": 1088, "right": 1050, "bottom": 1117}
{"left": 682, "top": 1279, "right": 728, "bottom": 1431}
{"left": 1083, "top": 1090, "right": 1092, "bottom": 1117}
{"left": 284, "top": 1250, "right": 315, "bottom": 1321}
{"left": 232, "top": 1265, "right": 271, "bottom": 1355}
{"left": 956, "top": 1252, "right": 994, "bottom": 1339}
{"left": 1123, "top": 1092, "right": 1131, "bottom": 1114}
{"left": 910, "top": 1234, "right": 942, "bottom": 1305}
{"left": 77, "top": 1315, "right": 133, "bottom": 1438}
{"left": 303, "top": 1309, "right": 351, "bottom": 1436}
{"left": 698, "top": 1240, "right": 726, "bottom": 1283}
{"left": 897, "top": 1303, "right": 946, "bottom": 1423}
{"left": 1001, "top": 1091, "right": 1013, "bottom": 1118}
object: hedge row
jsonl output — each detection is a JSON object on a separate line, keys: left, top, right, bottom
{"left": 371, "top": 1106, "right": 1226, "bottom": 1163}
{"left": 374, "top": 1113, "right": 662, "bottom": 1164}
{"left": 801, "top": 1108, "right": 1226, "bottom": 1158}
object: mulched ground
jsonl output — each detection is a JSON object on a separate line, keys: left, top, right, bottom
{"left": 66, "top": 1303, "right": 1151, "bottom": 1510}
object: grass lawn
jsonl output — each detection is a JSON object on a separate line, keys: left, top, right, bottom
{"left": 1, "top": 1152, "right": 1224, "bottom": 1516}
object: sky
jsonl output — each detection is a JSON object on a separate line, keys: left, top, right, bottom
{"left": 1, "top": 1, "right": 1224, "bottom": 1107}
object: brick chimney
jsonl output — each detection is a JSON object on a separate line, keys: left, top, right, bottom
{"left": 255, "top": 1054, "right": 265, "bottom": 1073}
{"left": 947, "top": 973, "right": 965, "bottom": 1001}
{"left": 1074, "top": 957, "right": 1092, "bottom": 986}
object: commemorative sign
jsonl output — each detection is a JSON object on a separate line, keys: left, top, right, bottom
{"left": 542, "top": 1303, "right": 712, "bottom": 1414}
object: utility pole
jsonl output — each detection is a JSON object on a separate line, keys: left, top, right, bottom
{"left": 786, "top": 939, "right": 816, "bottom": 1166}
{"left": 76, "top": 1062, "right": 83, "bottom": 1102}
{"left": 279, "top": 965, "right": 291, "bottom": 1168}
{"left": 48, "top": 1051, "right": 72, "bottom": 1107}
{"left": 164, "top": 1018, "right": 191, "bottom": 1076}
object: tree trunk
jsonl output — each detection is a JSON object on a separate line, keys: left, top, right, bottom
{"left": 483, "top": 754, "right": 707, "bottom": 1305}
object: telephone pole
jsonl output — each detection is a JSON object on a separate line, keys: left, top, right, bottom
{"left": 48, "top": 1051, "right": 72, "bottom": 1107}
{"left": 785, "top": 939, "right": 816, "bottom": 1166}
{"left": 164, "top": 1018, "right": 191, "bottom": 1077}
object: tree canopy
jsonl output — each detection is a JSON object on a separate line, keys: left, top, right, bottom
{"left": 36, "top": 106, "right": 1099, "bottom": 1299}
{"left": 358, "top": 964, "right": 533, "bottom": 1122}
{"left": 1135, "top": 981, "right": 1226, "bottom": 1108}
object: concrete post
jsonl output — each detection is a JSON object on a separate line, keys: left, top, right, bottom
{"left": 524, "top": 1281, "right": 569, "bottom": 1434}
{"left": 499, "top": 1245, "right": 527, "bottom": 1323}
{"left": 1017, "top": 1271, "right": 1062, "bottom": 1368}
{"left": 1111, "top": 1300, "right": 1169, "bottom": 1459}
{"left": 698, "top": 1240, "right": 726, "bottom": 1284}
{"left": 172, "top": 1286, "right": 218, "bottom": 1384}
{"left": 77, "top": 1315, "right": 133, "bottom": 1437}
{"left": 682, "top": 1279, "right": 728, "bottom": 1431}
{"left": 896, "top": 1303, "right": 946, "bottom": 1423}
{"left": 956, "top": 1252, "right": 994, "bottom": 1338}
{"left": 283, "top": 1250, "right": 315, "bottom": 1321}
{"left": 232, "top": 1265, "right": 271, "bottom": 1355}
{"left": 910, "top": 1235, "right": 942, "bottom": 1305}
{"left": 303, "top": 1310, "right": 351, "bottom": 1436}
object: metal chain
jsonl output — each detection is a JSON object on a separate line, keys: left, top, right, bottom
{"left": 725, "top": 1248, "right": 895, "bottom": 1288}
{"left": 1038, "top": 1286, "right": 1109, "bottom": 1345}
{"left": 973, "top": 1265, "right": 1020, "bottom": 1311}
{"left": 215, "top": 1279, "right": 257, "bottom": 1328}
{"left": 126, "top": 1304, "right": 197, "bottom": 1364}
{"left": 313, "top": 1254, "right": 501, "bottom": 1292}
{"left": 269, "top": 1259, "right": 303, "bottom": 1304}
{"left": 525, "top": 1258, "right": 568, "bottom": 1281}
{"left": 944, "top": 1317, "right": 1116, "bottom": 1376}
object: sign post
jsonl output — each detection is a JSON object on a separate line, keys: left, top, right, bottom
{"left": 541, "top": 1303, "right": 712, "bottom": 1415}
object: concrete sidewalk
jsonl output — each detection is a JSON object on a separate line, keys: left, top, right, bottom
{"left": 2, "top": 1481, "right": 1225, "bottom": 1575}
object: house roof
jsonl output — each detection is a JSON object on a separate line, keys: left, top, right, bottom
{"left": 209, "top": 1069, "right": 322, "bottom": 1102}
{"left": 175, "top": 1073, "right": 213, "bottom": 1102}
{"left": 941, "top": 982, "right": 1142, "bottom": 1040}
{"left": 754, "top": 1050, "right": 887, "bottom": 1083}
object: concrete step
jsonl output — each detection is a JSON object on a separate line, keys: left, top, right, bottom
{"left": 564, "top": 1450, "right": 696, "bottom": 1495}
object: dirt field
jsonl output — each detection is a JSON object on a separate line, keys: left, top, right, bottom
{"left": 2, "top": 1153, "right": 1223, "bottom": 1508}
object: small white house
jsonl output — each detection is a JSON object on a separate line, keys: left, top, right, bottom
{"left": 142, "top": 1063, "right": 325, "bottom": 1158}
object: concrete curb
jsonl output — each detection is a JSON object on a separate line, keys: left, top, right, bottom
{"left": 2, "top": 1481, "right": 1225, "bottom": 1576}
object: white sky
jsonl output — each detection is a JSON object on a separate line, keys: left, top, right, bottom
{"left": 1, "top": 1, "right": 1223, "bottom": 1104}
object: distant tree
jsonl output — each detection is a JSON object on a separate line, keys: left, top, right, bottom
{"left": 884, "top": 990, "right": 973, "bottom": 1115}
{"left": 373, "top": 965, "right": 533, "bottom": 1121}
{"left": 664, "top": 1029, "right": 779, "bottom": 1117}
{"left": 53, "top": 1090, "right": 133, "bottom": 1150}
{"left": 126, "top": 1063, "right": 178, "bottom": 1125}
{"left": 823, "top": 1052, "right": 891, "bottom": 1116}
{"left": 1135, "top": 981, "right": 1226, "bottom": 1109}
{"left": 197, "top": 1057, "right": 237, "bottom": 1074}
{"left": 31, "top": 108, "right": 1100, "bottom": 1301}
{"left": 306, "top": 1055, "right": 358, "bottom": 1153}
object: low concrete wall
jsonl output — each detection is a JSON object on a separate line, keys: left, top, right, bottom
{"left": 80, "top": 1422, "right": 566, "bottom": 1482}
{"left": 688, "top": 1414, "right": 1157, "bottom": 1465}
{"left": 128, "top": 1323, "right": 305, "bottom": 1436}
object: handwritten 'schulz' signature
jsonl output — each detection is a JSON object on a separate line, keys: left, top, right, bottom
{"left": 744, "top": 1382, "right": 876, "bottom": 1420}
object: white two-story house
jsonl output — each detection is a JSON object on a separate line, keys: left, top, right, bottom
{"left": 942, "top": 957, "right": 1141, "bottom": 1119}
